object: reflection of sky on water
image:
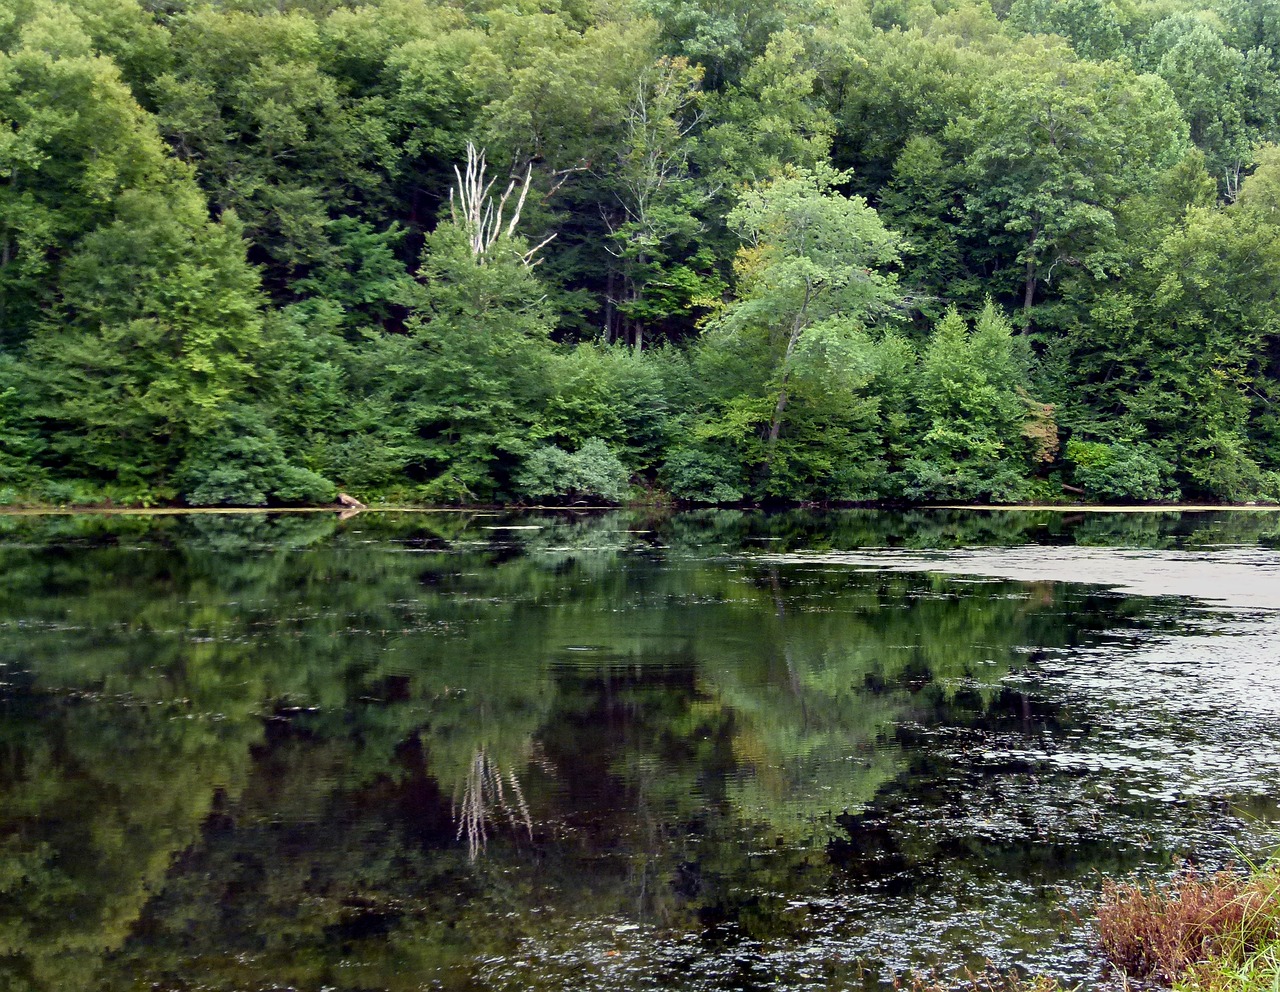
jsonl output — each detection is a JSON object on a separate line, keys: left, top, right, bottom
{"left": 751, "top": 545, "right": 1280, "bottom": 610}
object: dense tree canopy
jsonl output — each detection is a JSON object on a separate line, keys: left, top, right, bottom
{"left": 3, "top": 0, "right": 1280, "bottom": 506}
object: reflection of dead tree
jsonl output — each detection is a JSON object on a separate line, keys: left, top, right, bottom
{"left": 453, "top": 746, "right": 534, "bottom": 860}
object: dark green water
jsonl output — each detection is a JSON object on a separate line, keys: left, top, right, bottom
{"left": 2, "top": 509, "right": 1279, "bottom": 992}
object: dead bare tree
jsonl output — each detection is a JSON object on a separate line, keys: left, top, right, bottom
{"left": 449, "top": 143, "right": 555, "bottom": 266}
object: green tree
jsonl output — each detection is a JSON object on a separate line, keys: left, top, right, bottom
{"left": 25, "top": 191, "right": 270, "bottom": 499}
{"left": 701, "top": 29, "right": 836, "bottom": 188}
{"left": 639, "top": 0, "right": 799, "bottom": 89}
{"left": 1058, "top": 151, "right": 1280, "bottom": 500}
{"left": 388, "top": 179, "right": 558, "bottom": 501}
{"left": 0, "top": 351, "right": 42, "bottom": 494}
{"left": 878, "top": 135, "right": 965, "bottom": 317}
{"left": 1141, "top": 17, "right": 1254, "bottom": 183}
{"left": 153, "top": 7, "right": 398, "bottom": 291}
{"left": 1007, "top": 0, "right": 1128, "bottom": 61}
{"left": 0, "top": 1, "right": 177, "bottom": 345}
{"left": 702, "top": 165, "right": 903, "bottom": 494}
{"left": 948, "top": 42, "right": 1187, "bottom": 328}
{"left": 598, "top": 57, "right": 722, "bottom": 349}
{"left": 903, "top": 301, "right": 1045, "bottom": 501}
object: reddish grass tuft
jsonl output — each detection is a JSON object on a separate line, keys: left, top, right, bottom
{"left": 1096, "top": 867, "right": 1280, "bottom": 984}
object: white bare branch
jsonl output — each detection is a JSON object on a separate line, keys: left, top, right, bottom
{"left": 452, "top": 745, "right": 538, "bottom": 861}
{"left": 448, "top": 142, "right": 556, "bottom": 266}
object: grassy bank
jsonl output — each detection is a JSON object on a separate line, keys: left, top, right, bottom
{"left": 1098, "top": 863, "right": 1280, "bottom": 992}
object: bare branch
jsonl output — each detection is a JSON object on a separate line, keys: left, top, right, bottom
{"left": 448, "top": 142, "right": 554, "bottom": 266}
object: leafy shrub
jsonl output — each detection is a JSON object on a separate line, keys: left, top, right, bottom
{"left": 660, "top": 446, "right": 747, "bottom": 503}
{"left": 273, "top": 466, "right": 338, "bottom": 504}
{"left": 1067, "top": 439, "right": 1179, "bottom": 501}
{"left": 418, "top": 471, "right": 478, "bottom": 506}
{"left": 899, "top": 455, "right": 1029, "bottom": 503}
{"left": 1257, "top": 472, "right": 1280, "bottom": 504}
{"left": 323, "top": 433, "right": 410, "bottom": 494}
{"left": 516, "top": 438, "right": 630, "bottom": 503}
{"left": 177, "top": 408, "right": 336, "bottom": 506}
{"left": 36, "top": 479, "right": 100, "bottom": 507}
{"left": 544, "top": 345, "right": 674, "bottom": 471}
{"left": 1181, "top": 430, "right": 1270, "bottom": 502}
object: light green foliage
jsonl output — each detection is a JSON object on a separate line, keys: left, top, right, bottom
{"left": 904, "top": 301, "right": 1043, "bottom": 502}
{"left": 0, "top": 0, "right": 177, "bottom": 344}
{"left": 515, "top": 437, "right": 631, "bottom": 502}
{"left": 1216, "top": 0, "right": 1280, "bottom": 62}
{"left": 716, "top": 165, "right": 902, "bottom": 346}
{"left": 703, "top": 165, "right": 903, "bottom": 496}
{"left": 1143, "top": 17, "right": 1254, "bottom": 179}
{"left": 834, "top": 21, "right": 988, "bottom": 199}
{"left": 475, "top": 16, "right": 648, "bottom": 178}
{"left": 1066, "top": 439, "right": 1178, "bottom": 501}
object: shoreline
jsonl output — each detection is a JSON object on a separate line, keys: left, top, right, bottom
{"left": 1, "top": 502, "right": 1279, "bottom": 518}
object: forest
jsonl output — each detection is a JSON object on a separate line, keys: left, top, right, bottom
{"left": 3, "top": 0, "right": 1280, "bottom": 507}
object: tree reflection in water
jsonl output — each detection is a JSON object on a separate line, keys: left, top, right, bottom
{"left": 454, "top": 745, "right": 534, "bottom": 860}
{"left": 0, "top": 508, "right": 1277, "bottom": 991}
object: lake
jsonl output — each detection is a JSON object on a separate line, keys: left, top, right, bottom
{"left": 1, "top": 508, "right": 1278, "bottom": 991}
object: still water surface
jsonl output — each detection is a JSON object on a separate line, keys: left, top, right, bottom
{"left": 1, "top": 509, "right": 1279, "bottom": 991}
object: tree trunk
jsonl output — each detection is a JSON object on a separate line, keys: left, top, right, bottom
{"left": 1022, "top": 255, "right": 1037, "bottom": 331}
{"left": 631, "top": 253, "right": 646, "bottom": 352}
{"left": 763, "top": 281, "right": 812, "bottom": 474}
{"left": 603, "top": 268, "right": 617, "bottom": 343}
{"left": 767, "top": 377, "right": 790, "bottom": 448}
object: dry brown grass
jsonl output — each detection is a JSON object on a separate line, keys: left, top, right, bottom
{"left": 894, "top": 968, "right": 1064, "bottom": 992}
{"left": 1096, "top": 867, "right": 1280, "bottom": 984}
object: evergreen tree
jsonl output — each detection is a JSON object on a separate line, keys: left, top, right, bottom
{"left": 26, "top": 191, "right": 274, "bottom": 500}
